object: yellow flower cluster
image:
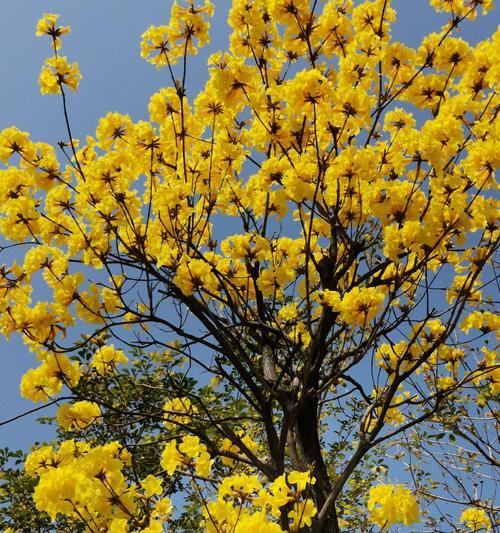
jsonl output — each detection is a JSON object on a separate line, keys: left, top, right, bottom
{"left": 460, "top": 507, "right": 491, "bottom": 531}
{"left": 474, "top": 347, "right": 500, "bottom": 396}
{"left": 220, "top": 432, "right": 260, "bottom": 466}
{"left": 163, "top": 396, "right": 198, "bottom": 429}
{"left": 36, "top": 14, "right": 81, "bottom": 95}
{"left": 25, "top": 436, "right": 318, "bottom": 533}
{"left": 25, "top": 440, "right": 174, "bottom": 532}
{"left": 367, "top": 484, "right": 419, "bottom": 528}
{"left": 376, "top": 340, "right": 419, "bottom": 375}
{"left": 141, "top": 0, "right": 214, "bottom": 67}
{"left": 204, "top": 470, "right": 316, "bottom": 532}
{"left": 90, "top": 344, "right": 128, "bottom": 375}
{"left": 3, "top": 0, "right": 497, "bottom": 383}
{"left": 20, "top": 354, "right": 80, "bottom": 403}
{"left": 35, "top": 13, "right": 70, "bottom": 49}
{"left": 323, "top": 287, "right": 385, "bottom": 327}
{"left": 364, "top": 389, "right": 410, "bottom": 432}
{"left": 39, "top": 56, "right": 82, "bottom": 95}
{"left": 160, "top": 435, "right": 212, "bottom": 477}
{"left": 461, "top": 310, "right": 500, "bottom": 336}
{"left": 26, "top": 441, "right": 134, "bottom": 523}
{"left": 140, "top": 474, "right": 163, "bottom": 498}
{"left": 429, "top": 0, "right": 494, "bottom": 17}
{"left": 173, "top": 256, "right": 219, "bottom": 295}
{"left": 25, "top": 437, "right": 316, "bottom": 532}
{"left": 56, "top": 400, "right": 101, "bottom": 431}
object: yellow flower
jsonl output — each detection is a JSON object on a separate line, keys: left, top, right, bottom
{"left": 324, "top": 287, "right": 384, "bottom": 327}
{"left": 288, "top": 499, "right": 317, "bottom": 531}
{"left": 268, "top": 474, "right": 293, "bottom": 508}
{"left": 460, "top": 507, "right": 491, "bottom": 531}
{"left": 178, "top": 435, "right": 203, "bottom": 458}
{"left": 141, "top": 1, "right": 213, "bottom": 67}
{"left": 56, "top": 400, "right": 101, "bottom": 431}
{"left": 163, "top": 397, "right": 198, "bottom": 429}
{"left": 287, "top": 470, "right": 316, "bottom": 493}
{"left": 141, "top": 475, "right": 163, "bottom": 498}
{"left": 173, "top": 256, "right": 219, "bottom": 295}
{"left": 39, "top": 56, "right": 82, "bottom": 95}
{"left": 20, "top": 354, "right": 80, "bottom": 403}
{"left": 140, "top": 25, "right": 172, "bottom": 67}
{"left": 25, "top": 445, "right": 56, "bottom": 476}
{"left": 437, "top": 376, "right": 456, "bottom": 391}
{"left": 460, "top": 311, "right": 499, "bottom": 336}
{"left": 154, "top": 497, "right": 173, "bottom": 518}
{"left": 108, "top": 518, "right": 130, "bottom": 533}
{"left": 219, "top": 473, "right": 263, "bottom": 499}
{"left": 90, "top": 344, "right": 128, "bottom": 375}
{"left": 368, "top": 484, "right": 419, "bottom": 528}
{"left": 36, "top": 13, "right": 71, "bottom": 49}
{"left": 383, "top": 108, "right": 416, "bottom": 136}
{"left": 29, "top": 440, "right": 135, "bottom": 523}
{"left": 0, "top": 126, "right": 34, "bottom": 163}
{"left": 196, "top": 450, "right": 212, "bottom": 478}
{"left": 95, "top": 112, "right": 135, "bottom": 150}
{"left": 160, "top": 441, "right": 183, "bottom": 475}
{"left": 220, "top": 433, "right": 260, "bottom": 466}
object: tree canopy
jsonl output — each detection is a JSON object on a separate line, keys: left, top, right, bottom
{"left": 0, "top": 1, "right": 498, "bottom": 532}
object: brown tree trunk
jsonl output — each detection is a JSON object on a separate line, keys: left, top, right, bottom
{"left": 296, "top": 396, "right": 340, "bottom": 533}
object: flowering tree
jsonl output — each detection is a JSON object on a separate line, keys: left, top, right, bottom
{"left": 0, "top": 1, "right": 498, "bottom": 532}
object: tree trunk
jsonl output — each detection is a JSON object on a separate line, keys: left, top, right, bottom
{"left": 296, "top": 396, "right": 340, "bottom": 533}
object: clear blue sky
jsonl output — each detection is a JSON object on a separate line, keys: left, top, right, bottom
{"left": 0, "top": 1, "right": 496, "bottom": 453}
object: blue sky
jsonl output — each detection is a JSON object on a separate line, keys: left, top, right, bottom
{"left": 0, "top": 0, "right": 497, "bottom": 453}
